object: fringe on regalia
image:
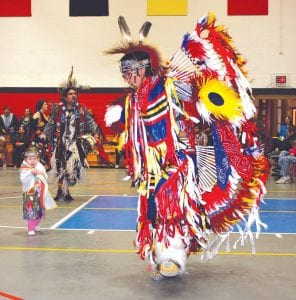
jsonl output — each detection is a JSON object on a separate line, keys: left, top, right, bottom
{"left": 50, "top": 132, "right": 96, "bottom": 195}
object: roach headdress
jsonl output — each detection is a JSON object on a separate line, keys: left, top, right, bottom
{"left": 57, "top": 66, "right": 80, "bottom": 102}
{"left": 105, "top": 16, "right": 165, "bottom": 75}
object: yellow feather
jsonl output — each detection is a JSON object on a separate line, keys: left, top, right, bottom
{"left": 207, "top": 11, "right": 216, "bottom": 26}
{"left": 197, "top": 79, "right": 244, "bottom": 123}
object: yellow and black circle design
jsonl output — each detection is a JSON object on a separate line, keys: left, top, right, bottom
{"left": 198, "top": 78, "right": 244, "bottom": 123}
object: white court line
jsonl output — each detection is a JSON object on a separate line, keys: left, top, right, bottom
{"left": 1, "top": 195, "right": 292, "bottom": 200}
{"left": 264, "top": 198, "right": 296, "bottom": 200}
{"left": 50, "top": 195, "right": 98, "bottom": 229}
{"left": 0, "top": 225, "right": 295, "bottom": 235}
{"left": 0, "top": 225, "right": 27, "bottom": 229}
{"left": 84, "top": 194, "right": 137, "bottom": 197}
{"left": 0, "top": 194, "right": 96, "bottom": 201}
{"left": 0, "top": 225, "right": 135, "bottom": 232}
{"left": 0, "top": 196, "right": 20, "bottom": 200}
{"left": 54, "top": 228, "right": 135, "bottom": 232}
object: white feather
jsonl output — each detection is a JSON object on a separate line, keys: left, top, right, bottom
{"left": 104, "top": 105, "right": 123, "bottom": 127}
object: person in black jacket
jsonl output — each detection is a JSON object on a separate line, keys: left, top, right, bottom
{"left": 0, "top": 106, "right": 19, "bottom": 137}
{"left": 11, "top": 125, "right": 30, "bottom": 167}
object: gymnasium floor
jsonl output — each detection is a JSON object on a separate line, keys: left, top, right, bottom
{"left": 0, "top": 167, "right": 295, "bottom": 300}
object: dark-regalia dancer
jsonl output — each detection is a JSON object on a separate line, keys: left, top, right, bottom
{"left": 105, "top": 13, "right": 269, "bottom": 279}
{"left": 42, "top": 69, "right": 97, "bottom": 201}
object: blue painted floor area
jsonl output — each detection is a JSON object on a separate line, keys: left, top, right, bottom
{"left": 58, "top": 209, "right": 137, "bottom": 230}
{"left": 86, "top": 196, "right": 138, "bottom": 209}
{"left": 261, "top": 199, "right": 296, "bottom": 211}
{"left": 253, "top": 199, "right": 296, "bottom": 234}
{"left": 57, "top": 196, "right": 296, "bottom": 233}
{"left": 259, "top": 212, "right": 295, "bottom": 233}
{"left": 59, "top": 196, "right": 138, "bottom": 230}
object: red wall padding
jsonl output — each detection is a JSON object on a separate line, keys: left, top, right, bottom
{"left": 227, "top": 0, "right": 268, "bottom": 16}
{"left": 0, "top": 91, "right": 124, "bottom": 135}
{"left": 0, "top": 0, "right": 31, "bottom": 17}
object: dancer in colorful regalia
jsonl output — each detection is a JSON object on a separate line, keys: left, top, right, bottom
{"left": 105, "top": 13, "right": 269, "bottom": 279}
{"left": 19, "top": 147, "right": 56, "bottom": 236}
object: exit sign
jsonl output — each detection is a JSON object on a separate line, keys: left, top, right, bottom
{"left": 273, "top": 74, "right": 289, "bottom": 87}
{"left": 276, "top": 75, "right": 287, "bottom": 84}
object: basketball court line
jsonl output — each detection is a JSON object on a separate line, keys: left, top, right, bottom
{"left": 52, "top": 195, "right": 296, "bottom": 233}
{"left": 1, "top": 194, "right": 294, "bottom": 256}
{"left": 0, "top": 225, "right": 295, "bottom": 236}
{"left": 0, "top": 245, "right": 295, "bottom": 257}
{"left": 0, "top": 194, "right": 116, "bottom": 201}
{"left": 0, "top": 195, "right": 294, "bottom": 233}
{"left": 50, "top": 195, "right": 98, "bottom": 229}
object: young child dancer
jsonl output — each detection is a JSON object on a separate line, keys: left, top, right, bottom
{"left": 19, "top": 147, "right": 56, "bottom": 236}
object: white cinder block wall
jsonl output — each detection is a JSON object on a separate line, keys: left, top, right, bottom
{"left": 0, "top": 0, "right": 295, "bottom": 88}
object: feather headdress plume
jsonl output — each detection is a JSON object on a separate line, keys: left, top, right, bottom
{"left": 139, "top": 21, "right": 152, "bottom": 43}
{"left": 118, "top": 16, "right": 132, "bottom": 43}
{"left": 58, "top": 66, "right": 90, "bottom": 95}
{"left": 58, "top": 66, "right": 78, "bottom": 92}
{"left": 66, "top": 66, "right": 77, "bottom": 88}
{"left": 105, "top": 16, "right": 165, "bottom": 75}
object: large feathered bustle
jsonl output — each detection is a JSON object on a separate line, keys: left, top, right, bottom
{"left": 170, "top": 11, "right": 256, "bottom": 122}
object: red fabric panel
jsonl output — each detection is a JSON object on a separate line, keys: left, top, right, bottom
{"left": 227, "top": 0, "right": 268, "bottom": 16}
{"left": 0, "top": 92, "right": 124, "bottom": 134}
{"left": 0, "top": 0, "right": 31, "bottom": 17}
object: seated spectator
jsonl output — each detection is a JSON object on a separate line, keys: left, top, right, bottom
{"left": 266, "top": 116, "right": 293, "bottom": 154}
{"left": 0, "top": 135, "right": 7, "bottom": 167}
{"left": 11, "top": 125, "right": 31, "bottom": 168}
{"left": 267, "top": 126, "right": 296, "bottom": 156}
{"left": 279, "top": 116, "right": 292, "bottom": 139}
{"left": 19, "top": 108, "right": 34, "bottom": 140}
{"left": 267, "top": 126, "right": 296, "bottom": 173}
{"left": 0, "top": 106, "right": 19, "bottom": 138}
{"left": 275, "top": 139, "right": 296, "bottom": 184}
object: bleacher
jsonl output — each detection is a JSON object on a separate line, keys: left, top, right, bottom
{"left": 86, "top": 135, "right": 117, "bottom": 167}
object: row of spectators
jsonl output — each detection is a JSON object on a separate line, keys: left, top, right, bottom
{"left": 1, "top": 101, "right": 295, "bottom": 175}
{"left": 266, "top": 116, "right": 296, "bottom": 184}
{"left": 0, "top": 102, "right": 116, "bottom": 170}
{"left": 0, "top": 101, "right": 51, "bottom": 168}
